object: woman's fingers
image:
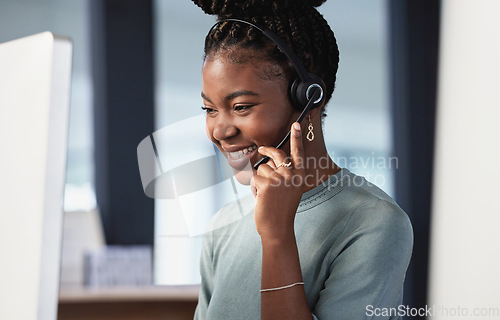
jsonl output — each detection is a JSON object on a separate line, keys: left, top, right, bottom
{"left": 290, "top": 122, "right": 305, "bottom": 172}
{"left": 255, "top": 164, "right": 282, "bottom": 187}
{"left": 256, "top": 162, "right": 276, "bottom": 177}
{"left": 257, "top": 121, "right": 305, "bottom": 175}
{"left": 257, "top": 146, "right": 290, "bottom": 170}
{"left": 266, "top": 158, "right": 277, "bottom": 170}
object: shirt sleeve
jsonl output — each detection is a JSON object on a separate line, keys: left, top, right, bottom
{"left": 194, "top": 229, "right": 215, "bottom": 320}
{"left": 312, "top": 199, "right": 413, "bottom": 320}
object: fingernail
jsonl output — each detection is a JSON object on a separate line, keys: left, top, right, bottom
{"left": 258, "top": 146, "right": 264, "bottom": 150}
{"left": 293, "top": 122, "right": 301, "bottom": 137}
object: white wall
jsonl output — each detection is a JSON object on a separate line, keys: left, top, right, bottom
{"left": 429, "top": 0, "right": 500, "bottom": 318}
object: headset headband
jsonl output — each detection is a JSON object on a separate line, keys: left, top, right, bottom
{"left": 209, "top": 18, "right": 311, "bottom": 83}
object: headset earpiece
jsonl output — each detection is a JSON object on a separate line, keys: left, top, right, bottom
{"left": 289, "top": 73, "right": 326, "bottom": 110}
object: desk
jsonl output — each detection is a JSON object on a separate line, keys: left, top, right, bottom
{"left": 58, "top": 285, "right": 199, "bottom": 320}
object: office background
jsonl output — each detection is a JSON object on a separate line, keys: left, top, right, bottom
{"left": 0, "top": 0, "right": 433, "bottom": 314}
{"left": 1, "top": 0, "right": 498, "bottom": 319}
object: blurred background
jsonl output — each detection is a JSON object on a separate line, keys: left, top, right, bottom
{"left": 1, "top": 0, "right": 498, "bottom": 319}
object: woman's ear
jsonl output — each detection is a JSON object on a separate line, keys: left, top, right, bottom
{"left": 309, "top": 104, "right": 323, "bottom": 121}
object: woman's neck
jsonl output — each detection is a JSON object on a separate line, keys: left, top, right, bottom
{"left": 302, "top": 132, "right": 340, "bottom": 193}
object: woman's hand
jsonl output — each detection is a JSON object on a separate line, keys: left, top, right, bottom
{"left": 252, "top": 122, "right": 305, "bottom": 241}
{"left": 255, "top": 122, "right": 312, "bottom": 319}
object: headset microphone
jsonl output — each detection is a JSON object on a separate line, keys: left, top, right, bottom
{"left": 210, "top": 19, "right": 326, "bottom": 170}
{"left": 252, "top": 88, "right": 322, "bottom": 169}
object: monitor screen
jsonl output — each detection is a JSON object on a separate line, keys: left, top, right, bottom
{"left": 0, "top": 32, "right": 72, "bottom": 320}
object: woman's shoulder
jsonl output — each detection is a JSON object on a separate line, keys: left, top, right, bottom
{"left": 298, "top": 168, "right": 413, "bottom": 240}
{"left": 335, "top": 171, "right": 413, "bottom": 250}
{"left": 343, "top": 171, "right": 411, "bottom": 232}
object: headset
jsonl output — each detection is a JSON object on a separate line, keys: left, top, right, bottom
{"left": 209, "top": 19, "right": 326, "bottom": 169}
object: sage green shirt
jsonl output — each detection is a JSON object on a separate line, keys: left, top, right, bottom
{"left": 194, "top": 168, "right": 413, "bottom": 319}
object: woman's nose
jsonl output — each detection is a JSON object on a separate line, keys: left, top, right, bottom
{"left": 212, "top": 114, "right": 238, "bottom": 141}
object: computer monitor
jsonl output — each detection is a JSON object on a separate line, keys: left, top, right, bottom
{"left": 0, "top": 32, "right": 72, "bottom": 320}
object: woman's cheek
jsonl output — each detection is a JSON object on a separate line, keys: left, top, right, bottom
{"left": 205, "top": 122, "right": 212, "bottom": 140}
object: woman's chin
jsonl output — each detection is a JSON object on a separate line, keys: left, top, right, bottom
{"left": 233, "top": 166, "right": 254, "bottom": 185}
{"left": 226, "top": 150, "right": 257, "bottom": 186}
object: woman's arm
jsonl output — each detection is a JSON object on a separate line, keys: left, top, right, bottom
{"left": 260, "top": 232, "right": 313, "bottom": 320}
{"left": 253, "top": 122, "right": 313, "bottom": 320}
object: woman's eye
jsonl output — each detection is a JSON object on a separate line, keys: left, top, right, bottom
{"left": 234, "top": 105, "right": 254, "bottom": 112}
{"left": 201, "top": 106, "right": 216, "bottom": 114}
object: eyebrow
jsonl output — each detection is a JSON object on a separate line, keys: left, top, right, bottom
{"left": 201, "top": 90, "right": 259, "bottom": 104}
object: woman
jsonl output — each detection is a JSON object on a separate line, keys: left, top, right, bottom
{"left": 192, "top": 0, "right": 413, "bottom": 319}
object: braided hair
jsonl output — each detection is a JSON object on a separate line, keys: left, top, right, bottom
{"left": 192, "top": 0, "right": 339, "bottom": 117}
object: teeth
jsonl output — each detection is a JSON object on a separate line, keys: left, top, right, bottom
{"left": 228, "top": 145, "right": 257, "bottom": 159}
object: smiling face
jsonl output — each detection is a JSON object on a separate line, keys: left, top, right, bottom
{"left": 202, "top": 51, "right": 300, "bottom": 185}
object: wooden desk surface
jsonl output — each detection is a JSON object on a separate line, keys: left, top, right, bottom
{"left": 58, "top": 285, "right": 199, "bottom": 320}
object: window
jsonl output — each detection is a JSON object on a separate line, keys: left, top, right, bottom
{"left": 0, "top": 0, "right": 95, "bottom": 211}
{"left": 153, "top": 0, "right": 392, "bottom": 284}
{"left": 320, "top": 0, "right": 394, "bottom": 196}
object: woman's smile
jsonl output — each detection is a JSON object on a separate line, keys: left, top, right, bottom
{"left": 222, "top": 144, "right": 258, "bottom": 170}
{"left": 224, "top": 144, "right": 257, "bottom": 159}
{"left": 201, "top": 55, "right": 299, "bottom": 184}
